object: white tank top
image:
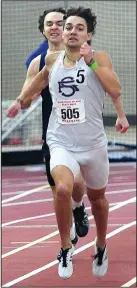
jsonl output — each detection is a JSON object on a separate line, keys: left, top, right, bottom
{"left": 47, "top": 50, "right": 108, "bottom": 152}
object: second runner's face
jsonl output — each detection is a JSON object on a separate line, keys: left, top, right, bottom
{"left": 43, "top": 12, "right": 64, "bottom": 44}
{"left": 63, "top": 16, "right": 92, "bottom": 49}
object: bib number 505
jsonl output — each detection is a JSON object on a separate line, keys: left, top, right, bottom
{"left": 61, "top": 108, "right": 79, "bottom": 120}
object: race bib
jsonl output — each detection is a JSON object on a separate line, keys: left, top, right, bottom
{"left": 56, "top": 99, "right": 86, "bottom": 124}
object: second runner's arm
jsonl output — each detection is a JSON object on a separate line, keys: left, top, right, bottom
{"left": 17, "top": 65, "right": 49, "bottom": 105}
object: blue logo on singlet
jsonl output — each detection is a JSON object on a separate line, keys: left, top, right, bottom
{"left": 58, "top": 77, "right": 79, "bottom": 97}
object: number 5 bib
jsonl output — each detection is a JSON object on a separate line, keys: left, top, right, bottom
{"left": 56, "top": 99, "right": 86, "bottom": 124}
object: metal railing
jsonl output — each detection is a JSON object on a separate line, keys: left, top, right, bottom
{"left": 2, "top": 97, "right": 42, "bottom": 142}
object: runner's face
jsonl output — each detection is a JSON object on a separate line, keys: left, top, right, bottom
{"left": 43, "top": 12, "right": 64, "bottom": 44}
{"left": 63, "top": 16, "right": 92, "bottom": 48}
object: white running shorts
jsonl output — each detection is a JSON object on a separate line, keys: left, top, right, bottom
{"left": 50, "top": 145, "right": 109, "bottom": 189}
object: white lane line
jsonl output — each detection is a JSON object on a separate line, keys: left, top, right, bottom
{"left": 107, "top": 182, "right": 136, "bottom": 187}
{"left": 2, "top": 181, "right": 47, "bottom": 188}
{"left": 106, "top": 189, "right": 136, "bottom": 195}
{"left": 121, "top": 277, "right": 136, "bottom": 287}
{"left": 109, "top": 217, "right": 135, "bottom": 220}
{"left": 2, "top": 185, "right": 49, "bottom": 204}
{"left": 3, "top": 224, "right": 125, "bottom": 229}
{"left": 2, "top": 189, "right": 51, "bottom": 196}
{"left": 2, "top": 230, "right": 59, "bottom": 259}
{"left": 2, "top": 188, "right": 136, "bottom": 207}
{"left": 11, "top": 241, "right": 59, "bottom": 244}
{"left": 2, "top": 198, "right": 53, "bottom": 207}
{"left": 2, "top": 182, "right": 136, "bottom": 195}
{"left": 2, "top": 191, "right": 30, "bottom": 196}
{"left": 2, "top": 200, "right": 121, "bottom": 208}
{"left": 2, "top": 213, "right": 55, "bottom": 227}
{"left": 2, "top": 200, "right": 134, "bottom": 228}
{"left": 3, "top": 221, "right": 136, "bottom": 287}
{"left": 2, "top": 197, "right": 136, "bottom": 227}
{"left": 3, "top": 246, "right": 51, "bottom": 249}
{"left": 86, "top": 202, "right": 133, "bottom": 209}
{"left": 2, "top": 175, "right": 47, "bottom": 180}
{"left": 4, "top": 225, "right": 58, "bottom": 228}
{"left": 101, "top": 197, "right": 135, "bottom": 215}
{"left": 2, "top": 196, "right": 136, "bottom": 259}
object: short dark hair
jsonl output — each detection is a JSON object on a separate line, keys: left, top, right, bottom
{"left": 38, "top": 7, "right": 66, "bottom": 34}
{"left": 63, "top": 6, "right": 97, "bottom": 35}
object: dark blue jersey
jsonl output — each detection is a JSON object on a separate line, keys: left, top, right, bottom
{"left": 39, "top": 53, "right": 52, "bottom": 141}
{"left": 25, "top": 40, "right": 48, "bottom": 69}
{"left": 25, "top": 41, "right": 52, "bottom": 145}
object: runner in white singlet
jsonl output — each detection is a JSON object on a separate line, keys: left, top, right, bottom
{"left": 6, "top": 7, "right": 90, "bottom": 254}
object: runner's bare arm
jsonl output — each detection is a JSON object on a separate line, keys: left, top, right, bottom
{"left": 80, "top": 43, "right": 121, "bottom": 99}
{"left": 93, "top": 51, "right": 121, "bottom": 99}
{"left": 16, "top": 52, "right": 60, "bottom": 104}
{"left": 20, "top": 56, "right": 42, "bottom": 108}
{"left": 6, "top": 56, "right": 42, "bottom": 117}
{"left": 94, "top": 53, "right": 129, "bottom": 132}
{"left": 16, "top": 66, "right": 48, "bottom": 104}
{"left": 112, "top": 96, "right": 129, "bottom": 133}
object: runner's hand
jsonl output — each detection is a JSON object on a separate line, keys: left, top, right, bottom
{"left": 6, "top": 100, "right": 21, "bottom": 118}
{"left": 80, "top": 42, "right": 93, "bottom": 64}
{"left": 115, "top": 116, "right": 129, "bottom": 133}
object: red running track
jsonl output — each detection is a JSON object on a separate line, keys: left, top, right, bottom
{"left": 2, "top": 163, "right": 136, "bottom": 287}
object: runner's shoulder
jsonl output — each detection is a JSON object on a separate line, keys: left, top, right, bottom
{"left": 28, "top": 55, "right": 41, "bottom": 75}
{"left": 45, "top": 50, "right": 64, "bottom": 66}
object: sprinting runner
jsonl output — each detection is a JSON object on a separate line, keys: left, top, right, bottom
{"left": 7, "top": 7, "right": 90, "bottom": 245}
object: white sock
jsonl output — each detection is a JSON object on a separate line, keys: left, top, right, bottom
{"left": 70, "top": 222, "right": 76, "bottom": 241}
{"left": 72, "top": 198, "right": 83, "bottom": 210}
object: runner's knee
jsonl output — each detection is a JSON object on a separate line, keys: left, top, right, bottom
{"left": 87, "top": 187, "right": 106, "bottom": 203}
{"left": 56, "top": 182, "right": 71, "bottom": 201}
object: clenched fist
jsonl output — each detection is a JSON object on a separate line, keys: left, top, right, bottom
{"left": 80, "top": 42, "right": 93, "bottom": 64}
{"left": 6, "top": 101, "right": 21, "bottom": 118}
{"left": 6, "top": 99, "right": 32, "bottom": 118}
{"left": 115, "top": 116, "right": 129, "bottom": 133}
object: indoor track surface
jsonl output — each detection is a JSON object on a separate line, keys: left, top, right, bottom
{"left": 2, "top": 163, "right": 136, "bottom": 287}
